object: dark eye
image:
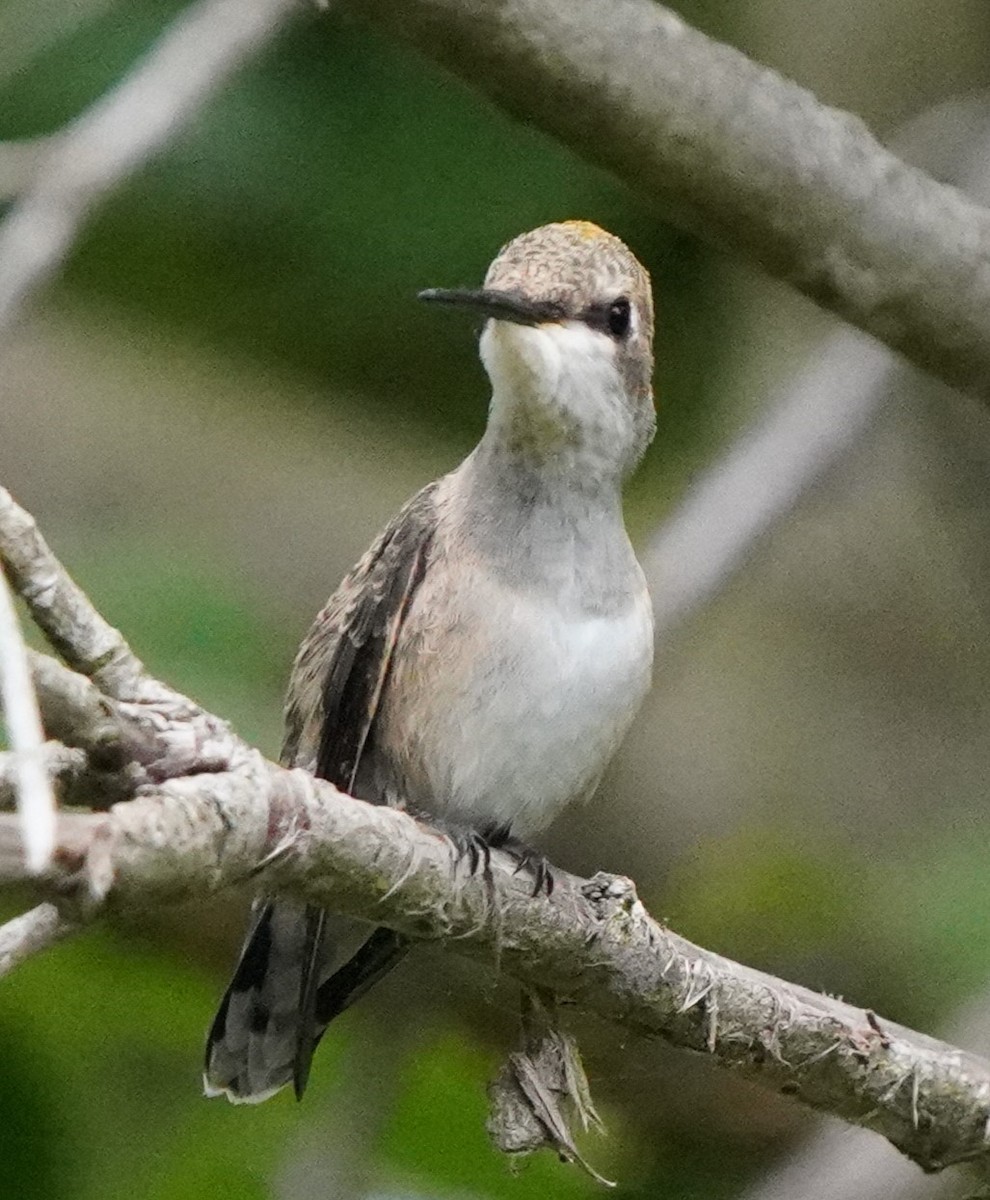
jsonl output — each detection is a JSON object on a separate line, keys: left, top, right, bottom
{"left": 607, "top": 297, "right": 631, "bottom": 338}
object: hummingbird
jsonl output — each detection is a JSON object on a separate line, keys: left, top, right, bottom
{"left": 204, "top": 220, "right": 656, "bottom": 1103}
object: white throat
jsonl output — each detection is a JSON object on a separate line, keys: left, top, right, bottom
{"left": 478, "top": 319, "right": 639, "bottom": 485}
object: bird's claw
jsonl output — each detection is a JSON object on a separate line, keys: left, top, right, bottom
{"left": 487, "top": 831, "right": 554, "bottom": 897}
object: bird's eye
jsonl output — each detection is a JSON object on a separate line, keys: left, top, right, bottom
{"left": 607, "top": 297, "right": 631, "bottom": 338}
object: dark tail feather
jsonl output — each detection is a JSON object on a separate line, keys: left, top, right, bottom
{"left": 292, "top": 905, "right": 329, "bottom": 1100}
{"left": 204, "top": 900, "right": 408, "bottom": 1104}
{"left": 293, "top": 926, "right": 410, "bottom": 1098}
{"left": 316, "top": 927, "right": 409, "bottom": 1026}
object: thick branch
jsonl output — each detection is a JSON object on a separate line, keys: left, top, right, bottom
{"left": 349, "top": 0, "right": 990, "bottom": 404}
{"left": 1, "top": 766, "right": 989, "bottom": 1176}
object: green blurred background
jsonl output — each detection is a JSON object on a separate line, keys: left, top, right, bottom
{"left": 3, "top": 2, "right": 990, "bottom": 1197}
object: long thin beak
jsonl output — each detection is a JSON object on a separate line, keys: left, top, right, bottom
{"left": 417, "top": 287, "right": 565, "bottom": 326}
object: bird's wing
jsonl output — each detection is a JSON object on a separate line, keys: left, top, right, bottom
{"left": 281, "top": 478, "right": 441, "bottom": 788}
{"left": 204, "top": 481, "right": 440, "bottom": 1103}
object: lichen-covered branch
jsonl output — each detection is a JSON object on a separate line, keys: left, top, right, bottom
{"left": 348, "top": 0, "right": 990, "bottom": 405}
{"left": 2, "top": 759, "right": 990, "bottom": 1175}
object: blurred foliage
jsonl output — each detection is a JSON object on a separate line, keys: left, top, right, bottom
{"left": 75, "top": 536, "right": 293, "bottom": 752}
{"left": 3, "top": 1, "right": 990, "bottom": 1198}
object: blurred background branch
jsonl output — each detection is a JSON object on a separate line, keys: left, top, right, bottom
{"left": 0, "top": 0, "right": 301, "bottom": 333}
{"left": 350, "top": 0, "right": 990, "bottom": 405}
{"left": 646, "top": 94, "right": 990, "bottom": 638}
{"left": 0, "top": 136, "right": 52, "bottom": 201}
{"left": 0, "top": 902, "right": 75, "bottom": 976}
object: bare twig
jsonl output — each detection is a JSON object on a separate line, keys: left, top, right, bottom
{"left": 0, "top": 486, "right": 152, "bottom": 700}
{"left": 0, "top": 902, "right": 76, "bottom": 977}
{"left": 646, "top": 329, "right": 891, "bottom": 635}
{"left": 0, "top": 0, "right": 302, "bottom": 335}
{"left": 0, "top": 564, "right": 56, "bottom": 871}
{"left": 350, "top": 0, "right": 990, "bottom": 404}
{"left": 27, "top": 650, "right": 159, "bottom": 772}
{"left": 0, "top": 744, "right": 87, "bottom": 810}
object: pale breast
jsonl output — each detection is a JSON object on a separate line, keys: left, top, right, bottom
{"left": 377, "top": 563, "right": 654, "bottom": 839}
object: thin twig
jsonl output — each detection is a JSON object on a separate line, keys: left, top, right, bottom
{"left": 0, "top": 744, "right": 87, "bottom": 809}
{"left": 647, "top": 327, "right": 892, "bottom": 635}
{"left": 0, "top": 0, "right": 302, "bottom": 335}
{"left": 27, "top": 649, "right": 159, "bottom": 771}
{"left": 0, "top": 486, "right": 150, "bottom": 700}
{"left": 0, "top": 564, "right": 56, "bottom": 871}
{"left": 0, "top": 902, "right": 76, "bottom": 978}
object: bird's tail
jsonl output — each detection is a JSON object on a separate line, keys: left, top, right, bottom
{"left": 203, "top": 900, "right": 408, "bottom": 1103}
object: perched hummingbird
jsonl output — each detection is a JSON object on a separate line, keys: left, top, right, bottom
{"left": 204, "top": 220, "right": 656, "bottom": 1103}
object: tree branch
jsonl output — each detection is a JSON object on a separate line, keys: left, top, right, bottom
{"left": 740, "top": 987, "right": 990, "bottom": 1200}
{"left": 0, "top": 902, "right": 76, "bottom": 977}
{"left": 0, "top": 137, "right": 53, "bottom": 203}
{"left": 2, "top": 758, "right": 990, "bottom": 1176}
{"left": 0, "top": 743, "right": 95, "bottom": 809}
{"left": 0, "top": 486, "right": 156, "bottom": 700}
{"left": 1, "top": 487, "right": 990, "bottom": 1178}
{"left": 348, "top": 0, "right": 990, "bottom": 405}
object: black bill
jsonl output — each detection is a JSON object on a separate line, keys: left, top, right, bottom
{"left": 418, "top": 287, "right": 565, "bottom": 326}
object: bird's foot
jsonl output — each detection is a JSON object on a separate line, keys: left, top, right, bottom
{"left": 433, "top": 818, "right": 494, "bottom": 888}
{"left": 432, "top": 820, "right": 553, "bottom": 898}
{"left": 429, "top": 816, "right": 556, "bottom": 902}
{"left": 484, "top": 828, "right": 554, "bottom": 897}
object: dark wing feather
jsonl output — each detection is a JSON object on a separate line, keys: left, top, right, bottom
{"left": 204, "top": 482, "right": 439, "bottom": 1103}
{"left": 281, "top": 479, "right": 440, "bottom": 788}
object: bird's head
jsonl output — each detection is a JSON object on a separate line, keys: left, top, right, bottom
{"left": 420, "top": 221, "right": 655, "bottom": 484}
